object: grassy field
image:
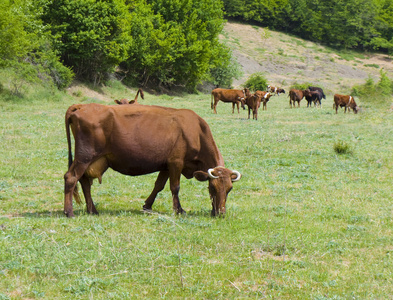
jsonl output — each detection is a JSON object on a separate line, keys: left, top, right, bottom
{"left": 1, "top": 85, "right": 393, "bottom": 299}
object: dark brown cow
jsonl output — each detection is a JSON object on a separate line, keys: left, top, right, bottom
{"left": 304, "top": 89, "right": 323, "bottom": 107}
{"left": 289, "top": 89, "right": 308, "bottom": 108}
{"left": 114, "top": 88, "right": 144, "bottom": 105}
{"left": 211, "top": 88, "right": 251, "bottom": 114}
{"left": 333, "top": 94, "right": 359, "bottom": 114}
{"left": 308, "top": 86, "right": 326, "bottom": 99}
{"left": 255, "top": 91, "right": 273, "bottom": 111}
{"left": 64, "top": 103, "right": 241, "bottom": 218}
{"left": 267, "top": 85, "right": 285, "bottom": 96}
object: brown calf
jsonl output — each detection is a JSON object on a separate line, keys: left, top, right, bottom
{"left": 289, "top": 89, "right": 308, "bottom": 108}
{"left": 211, "top": 88, "right": 251, "bottom": 114}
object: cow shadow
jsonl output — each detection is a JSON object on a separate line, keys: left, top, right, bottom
{"left": 19, "top": 208, "right": 212, "bottom": 219}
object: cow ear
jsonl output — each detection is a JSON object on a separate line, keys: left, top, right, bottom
{"left": 193, "top": 171, "right": 209, "bottom": 182}
{"left": 114, "top": 100, "right": 121, "bottom": 104}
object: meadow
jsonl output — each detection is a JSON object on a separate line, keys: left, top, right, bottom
{"left": 1, "top": 85, "right": 393, "bottom": 299}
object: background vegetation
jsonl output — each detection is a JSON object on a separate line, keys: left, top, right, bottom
{"left": 2, "top": 0, "right": 393, "bottom": 93}
{"left": 223, "top": 0, "right": 393, "bottom": 54}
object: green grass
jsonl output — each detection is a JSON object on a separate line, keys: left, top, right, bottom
{"left": 1, "top": 87, "right": 393, "bottom": 299}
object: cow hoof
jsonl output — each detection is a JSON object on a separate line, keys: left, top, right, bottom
{"left": 176, "top": 208, "right": 186, "bottom": 215}
{"left": 142, "top": 205, "right": 153, "bottom": 212}
{"left": 64, "top": 211, "right": 75, "bottom": 218}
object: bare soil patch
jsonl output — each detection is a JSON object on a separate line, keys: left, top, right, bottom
{"left": 222, "top": 22, "right": 393, "bottom": 95}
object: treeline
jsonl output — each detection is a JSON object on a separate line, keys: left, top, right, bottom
{"left": 223, "top": 0, "right": 393, "bottom": 53}
{"left": 2, "top": 0, "right": 393, "bottom": 94}
{"left": 0, "top": 0, "right": 239, "bottom": 92}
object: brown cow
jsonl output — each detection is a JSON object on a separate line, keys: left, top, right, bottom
{"left": 267, "top": 85, "right": 285, "bottom": 96}
{"left": 64, "top": 103, "right": 241, "bottom": 218}
{"left": 333, "top": 94, "right": 359, "bottom": 114}
{"left": 255, "top": 91, "right": 273, "bottom": 111}
{"left": 244, "top": 92, "right": 262, "bottom": 120}
{"left": 289, "top": 89, "right": 308, "bottom": 108}
{"left": 114, "top": 88, "right": 144, "bottom": 105}
{"left": 211, "top": 88, "right": 251, "bottom": 114}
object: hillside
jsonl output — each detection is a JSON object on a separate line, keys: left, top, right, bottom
{"left": 222, "top": 22, "right": 393, "bottom": 95}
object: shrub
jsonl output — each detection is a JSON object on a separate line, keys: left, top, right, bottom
{"left": 243, "top": 72, "right": 268, "bottom": 91}
{"left": 290, "top": 82, "right": 314, "bottom": 90}
{"left": 333, "top": 140, "right": 352, "bottom": 155}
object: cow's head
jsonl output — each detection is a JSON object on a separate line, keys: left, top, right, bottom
{"left": 349, "top": 97, "right": 359, "bottom": 114}
{"left": 243, "top": 88, "right": 251, "bottom": 98}
{"left": 239, "top": 97, "right": 246, "bottom": 110}
{"left": 193, "top": 166, "right": 241, "bottom": 216}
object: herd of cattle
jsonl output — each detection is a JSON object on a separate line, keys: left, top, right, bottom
{"left": 63, "top": 85, "right": 360, "bottom": 218}
{"left": 211, "top": 85, "right": 360, "bottom": 119}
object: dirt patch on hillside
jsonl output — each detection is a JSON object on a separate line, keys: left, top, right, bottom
{"left": 222, "top": 22, "right": 393, "bottom": 94}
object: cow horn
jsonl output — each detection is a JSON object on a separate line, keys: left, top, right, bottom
{"left": 231, "top": 170, "right": 241, "bottom": 182}
{"left": 208, "top": 168, "right": 219, "bottom": 179}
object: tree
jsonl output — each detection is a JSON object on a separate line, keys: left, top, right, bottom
{"left": 0, "top": 0, "right": 34, "bottom": 64}
{"left": 123, "top": 0, "right": 230, "bottom": 91}
{"left": 40, "top": 0, "right": 132, "bottom": 84}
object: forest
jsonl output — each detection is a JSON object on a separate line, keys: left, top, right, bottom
{"left": 1, "top": 0, "right": 393, "bottom": 92}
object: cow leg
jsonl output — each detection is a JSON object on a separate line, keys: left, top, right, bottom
{"left": 232, "top": 102, "right": 235, "bottom": 114}
{"left": 143, "top": 170, "right": 169, "bottom": 211}
{"left": 79, "top": 175, "right": 99, "bottom": 215}
{"left": 248, "top": 107, "right": 251, "bottom": 119}
{"left": 168, "top": 165, "right": 185, "bottom": 214}
{"left": 236, "top": 101, "right": 240, "bottom": 114}
{"left": 213, "top": 100, "right": 219, "bottom": 114}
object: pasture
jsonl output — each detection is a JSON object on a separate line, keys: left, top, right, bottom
{"left": 1, "top": 88, "right": 393, "bottom": 299}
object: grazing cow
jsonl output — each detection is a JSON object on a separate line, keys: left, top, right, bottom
{"left": 64, "top": 103, "right": 241, "bottom": 218}
{"left": 255, "top": 91, "right": 273, "bottom": 111}
{"left": 211, "top": 88, "right": 251, "bottom": 114}
{"left": 267, "top": 85, "right": 286, "bottom": 96}
{"left": 304, "top": 89, "right": 323, "bottom": 107}
{"left": 289, "top": 89, "right": 308, "bottom": 108}
{"left": 333, "top": 94, "right": 359, "bottom": 114}
{"left": 308, "top": 86, "right": 326, "bottom": 99}
{"left": 114, "top": 88, "right": 144, "bottom": 105}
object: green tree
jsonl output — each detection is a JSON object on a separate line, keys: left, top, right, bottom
{"left": 40, "top": 0, "right": 132, "bottom": 84}
{"left": 0, "top": 0, "right": 73, "bottom": 93}
{"left": 0, "top": 0, "right": 35, "bottom": 64}
{"left": 123, "top": 0, "right": 230, "bottom": 91}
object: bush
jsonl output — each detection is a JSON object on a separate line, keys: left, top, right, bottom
{"left": 243, "top": 72, "right": 268, "bottom": 91}
{"left": 333, "top": 140, "right": 352, "bottom": 155}
{"left": 351, "top": 71, "right": 393, "bottom": 105}
{"left": 290, "top": 82, "right": 314, "bottom": 90}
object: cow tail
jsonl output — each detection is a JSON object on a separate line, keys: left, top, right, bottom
{"left": 65, "top": 107, "right": 82, "bottom": 205}
{"left": 211, "top": 93, "right": 213, "bottom": 110}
